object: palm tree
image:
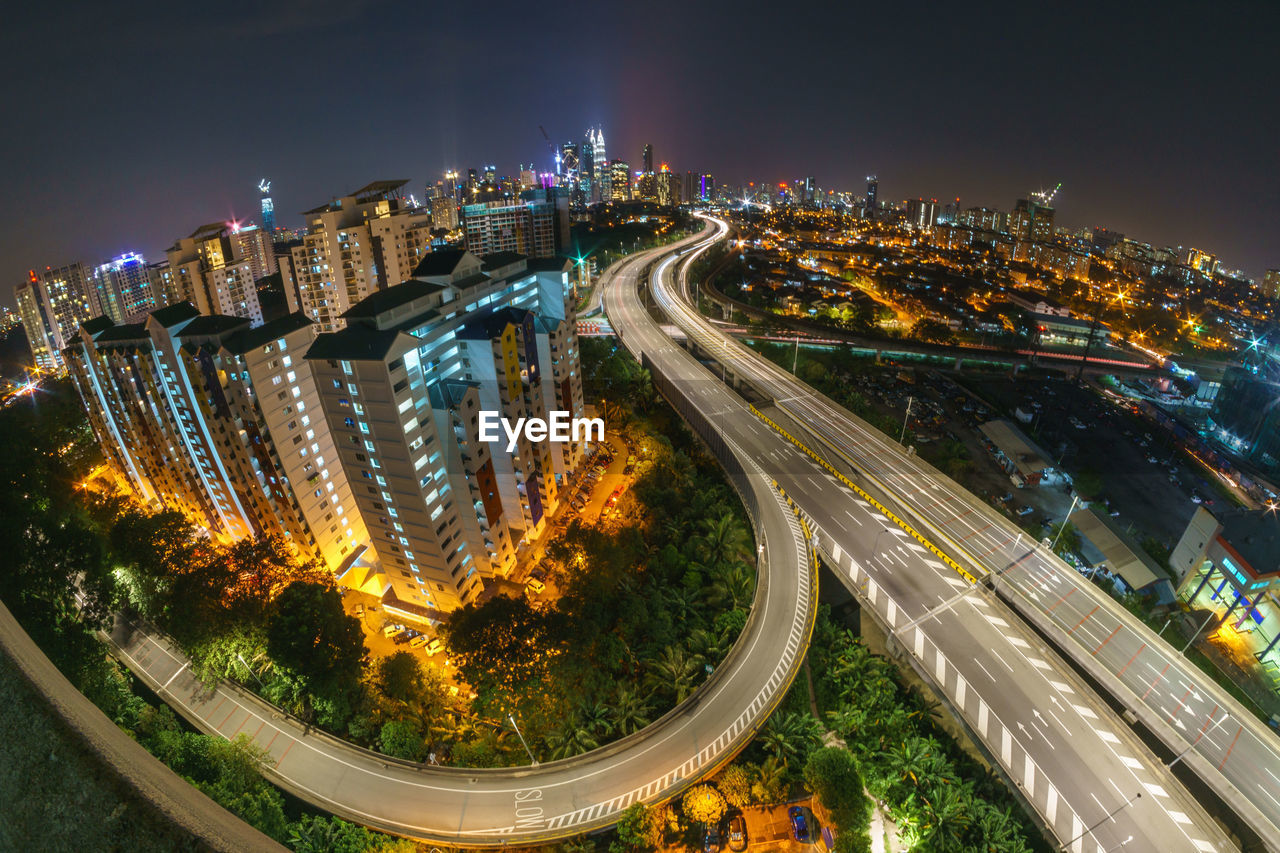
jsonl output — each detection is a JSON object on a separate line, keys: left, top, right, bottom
{"left": 576, "top": 701, "right": 614, "bottom": 739}
{"left": 759, "top": 711, "right": 820, "bottom": 768}
{"left": 752, "top": 755, "right": 788, "bottom": 804}
{"left": 687, "top": 626, "right": 731, "bottom": 667}
{"left": 879, "top": 735, "right": 945, "bottom": 788}
{"left": 612, "top": 687, "right": 653, "bottom": 736}
{"left": 661, "top": 586, "right": 699, "bottom": 624}
{"left": 645, "top": 646, "right": 698, "bottom": 702}
{"left": 708, "top": 561, "right": 755, "bottom": 610}
{"left": 973, "top": 804, "right": 1022, "bottom": 852}
{"left": 545, "top": 716, "right": 601, "bottom": 760}
{"left": 697, "top": 513, "right": 751, "bottom": 569}
{"left": 917, "top": 781, "right": 974, "bottom": 852}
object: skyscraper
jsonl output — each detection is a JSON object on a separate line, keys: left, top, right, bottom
{"left": 92, "top": 252, "right": 157, "bottom": 323}
{"left": 15, "top": 262, "right": 97, "bottom": 370}
{"left": 610, "top": 160, "right": 632, "bottom": 201}
{"left": 642, "top": 143, "right": 653, "bottom": 175}
{"left": 166, "top": 223, "right": 265, "bottom": 326}
{"left": 65, "top": 306, "right": 369, "bottom": 571}
{"left": 278, "top": 180, "right": 432, "bottom": 332}
{"left": 865, "top": 176, "right": 879, "bottom": 217}
{"left": 259, "top": 179, "right": 276, "bottom": 239}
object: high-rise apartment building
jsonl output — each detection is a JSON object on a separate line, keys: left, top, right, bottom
{"left": 92, "top": 252, "right": 158, "bottom": 323}
{"left": 303, "top": 249, "right": 585, "bottom": 612}
{"left": 906, "top": 198, "right": 940, "bottom": 229}
{"left": 1010, "top": 197, "right": 1055, "bottom": 243}
{"left": 609, "top": 160, "right": 632, "bottom": 202}
{"left": 16, "top": 262, "right": 97, "bottom": 370}
{"left": 166, "top": 223, "right": 265, "bottom": 326}
{"left": 462, "top": 193, "right": 568, "bottom": 259}
{"left": 1263, "top": 269, "right": 1280, "bottom": 300}
{"left": 64, "top": 305, "right": 369, "bottom": 572}
{"left": 229, "top": 224, "right": 278, "bottom": 282}
{"left": 277, "top": 180, "right": 433, "bottom": 333}
{"left": 431, "top": 195, "right": 459, "bottom": 231}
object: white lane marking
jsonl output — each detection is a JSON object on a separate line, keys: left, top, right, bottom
{"left": 1001, "top": 726, "right": 1012, "bottom": 765}
{"left": 1046, "top": 784, "right": 1059, "bottom": 825}
{"left": 1144, "top": 783, "right": 1170, "bottom": 798}
{"left": 1119, "top": 756, "right": 1143, "bottom": 770}
{"left": 1073, "top": 705, "right": 1099, "bottom": 720}
{"left": 978, "top": 701, "right": 989, "bottom": 737}
{"left": 955, "top": 675, "right": 967, "bottom": 710}
{"left": 1024, "top": 753, "right": 1036, "bottom": 798}
{"left": 1095, "top": 729, "right": 1121, "bottom": 744}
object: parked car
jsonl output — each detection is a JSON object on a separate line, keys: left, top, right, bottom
{"left": 353, "top": 603, "right": 365, "bottom": 617}
{"left": 727, "top": 814, "right": 747, "bottom": 851}
{"left": 392, "top": 631, "right": 411, "bottom": 645}
{"left": 409, "top": 634, "right": 429, "bottom": 649}
{"left": 788, "top": 807, "right": 809, "bottom": 843}
{"left": 525, "top": 577, "right": 546, "bottom": 595}
{"left": 383, "top": 623, "right": 405, "bottom": 637}
{"left": 424, "top": 637, "right": 443, "bottom": 656}
{"left": 703, "top": 824, "right": 722, "bottom": 853}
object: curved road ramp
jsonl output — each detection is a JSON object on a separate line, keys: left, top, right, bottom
{"left": 0, "top": 599, "right": 287, "bottom": 852}
{"left": 103, "top": 232, "right": 817, "bottom": 847}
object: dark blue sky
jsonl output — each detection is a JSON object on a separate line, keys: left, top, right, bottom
{"left": 4, "top": 0, "right": 1279, "bottom": 303}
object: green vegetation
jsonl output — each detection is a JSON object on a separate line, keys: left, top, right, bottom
{"left": 809, "top": 610, "right": 1042, "bottom": 852}
{"left": 437, "top": 338, "right": 758, "bottom": 763}
{"left": 0, "top": 379, "right": 412, "bottom": 850}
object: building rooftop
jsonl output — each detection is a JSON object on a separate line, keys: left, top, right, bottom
{"left": 526, "top": 258, "right": 572, "bottom": 273}
{"left": 351, "top": 179, "right": 410, "bottom": 203}
{"left": 978, "top": 419, "right": 1055, "bottom": 478}
{"left": 188, "top": 222, "right": 226, "bottom": 240}
{"left": 411, "top": 248, "right": 469, "bottom": 278}
{"left": 149, "top": 303, "right": 201, "bottom": 328}
{"left": 80, "top": 316, "right": 115, "bottom": 337}
{"left": 480, "top": 251, "right": 526, "bottom": 272}
{"left": 304, "top": 325, "right": 404, "bottom": 362}
{"left": 176, "top": 315, "right": 251, "bottom": 338}
{"left": 1218, "top": 510, "right": 1280, "bottom": 577}
{"left": 222, "top": 312, "right": 313, "bottom": 355}
{"left": 94, "top": 323, "right": 149, "bottom": 344}
{"left": 1074, "top": 506, "right": 1169, "bottom": 595}
{"left": 457, "top": 306, "right": 529, "bottom": 341}
{"left": 342, "top": 279, "right": 448, "bottom": 321}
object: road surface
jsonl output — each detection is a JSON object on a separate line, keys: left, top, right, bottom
{"left": 614, "top": 217, "right": 1241, "bottom": 852}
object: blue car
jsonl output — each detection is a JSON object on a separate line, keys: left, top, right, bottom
{"left": 788, "top": 806, "right": 810, "bottom": 843}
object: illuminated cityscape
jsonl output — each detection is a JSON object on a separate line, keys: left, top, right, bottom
{"left": 3, "top": 4, "right": 1280, "bottom": 853}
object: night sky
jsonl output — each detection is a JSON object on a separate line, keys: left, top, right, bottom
{"left": 4, "top": 0, "right": 1279, "bottom": 302}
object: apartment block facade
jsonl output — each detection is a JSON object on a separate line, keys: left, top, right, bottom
{"left": 166, "top": 223, "right": 265, "bottom": 326}
{"left": 304, "top": 249, "right": 585, "bottom": 612}
{"left": 277, "top": 181, "right": 433, "bottom": 333}
{"left": 65, "top": 304, "right": 367, "bottom": 572}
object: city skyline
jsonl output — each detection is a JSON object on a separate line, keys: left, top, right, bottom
{"left": 3, "top": 1, "right": 1280, "bottom": 293}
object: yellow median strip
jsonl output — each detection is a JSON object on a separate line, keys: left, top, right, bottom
{"left": 751, "top": 405, "right": 978, "bottom": 586}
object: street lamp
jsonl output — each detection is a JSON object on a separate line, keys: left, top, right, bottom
{"left": 507, "top": 713, "right": 539, "bottom": 766}
{"left": 1049, "top": 495, "right": 1080, "bottom": 553}
{"left": 898, "top": 396, "right": 914, "bottom": 445}
{"left": 1166, "top": 713, "right": 1228, "bottom": 770}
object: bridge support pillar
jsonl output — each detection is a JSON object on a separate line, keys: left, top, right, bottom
{"left": 874, "top": 349, "right": 882, "bottom": 364}
{"left": 954, "top": 357, "right": 963, "bottom": 370}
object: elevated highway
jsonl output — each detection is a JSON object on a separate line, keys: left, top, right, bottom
{"left": 612, "top": 217, "right": 1247, "bottom": 852}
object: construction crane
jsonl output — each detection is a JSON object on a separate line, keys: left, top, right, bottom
{"left": 1032, "top": 182, "right": 1061, "bottom": 207}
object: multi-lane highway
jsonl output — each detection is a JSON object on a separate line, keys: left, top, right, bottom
{"left": 104, "top": 230, "right": 817, "bottom": 847}
{"left": 648, "top": 216, "right": 1280, "bottom": 850}
{"left": 611, "top": 217, "right": 1244, "bottom": 852}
